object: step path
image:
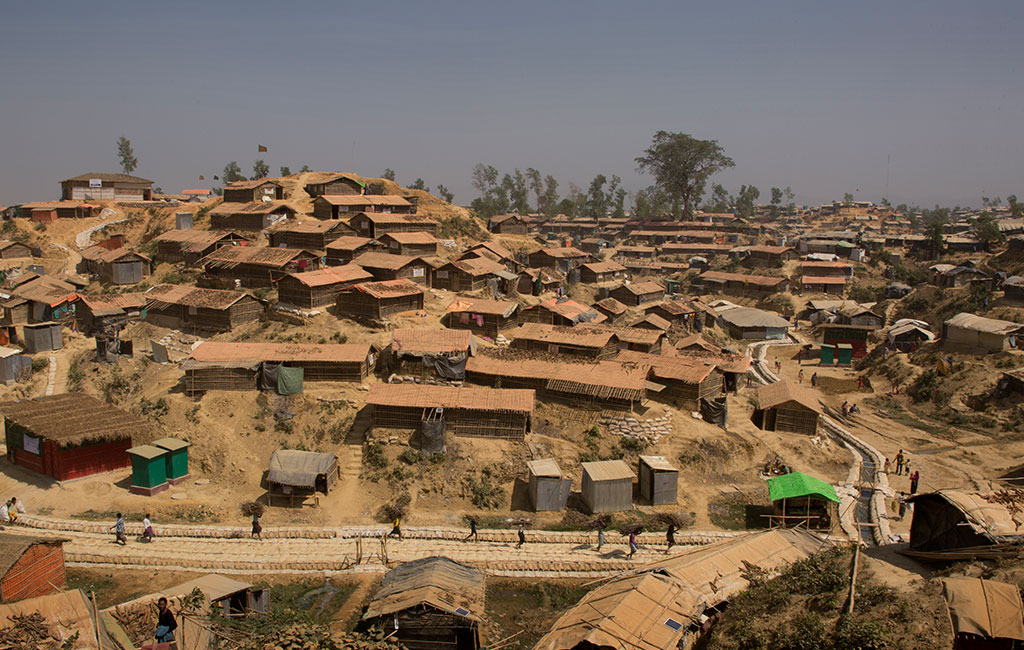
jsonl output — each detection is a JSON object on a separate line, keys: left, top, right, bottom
{"left": 14, "top": 514, "right": 758, "bottom": 577}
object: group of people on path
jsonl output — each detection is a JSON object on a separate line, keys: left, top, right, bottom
{"left": 110, "top": 513, "right": 157, "bottom": 545}
{"left": 0, "top": 497, "right": 23, "bottom": 524}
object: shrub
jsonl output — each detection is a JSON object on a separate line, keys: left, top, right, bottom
{"left": 364, "top": 441, "right": 388, "bottom": 469}
{"left": 398, "top": 448, "right": 422, "bottom": 465}
{"left": 908, "top": 370, "right": 939, "bottom": 403}
{"left": 31, "top": 357, "right": 49, "bottom": 373}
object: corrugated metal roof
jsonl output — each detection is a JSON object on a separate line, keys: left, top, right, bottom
{"left": 639, "top": 455, "right": 677, "bottom": 472}
{"left": 583, "top": 460, "right": 635, "bottom": 481}
{"left": 527, "top": 458, "right": 562, "bottom": 478}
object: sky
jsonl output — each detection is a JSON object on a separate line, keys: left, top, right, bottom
{"left": 1, "top": 1, "right": 1022, "bottom": 209}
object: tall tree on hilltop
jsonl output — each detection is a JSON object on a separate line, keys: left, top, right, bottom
{"left": 251, "top": 160, "right": 269, "bottom": 180}
{"left": 117, "top": 136, "right": 138, "bottom": 175}
{"left": 408, "top": 178, "right": 429, "bottom": 192}
{"left": 635, "top": 131, "right": 734, "bottom": 219}
{"left": 435, "top": 184, "right": 454, "bottom": 204}
{"left": 974, "top": 212, "right": 1004, "bottom": 250}
{"left": 279, "top": 166, "right": 291, "bottom": 176}
{"left": 222, "top": 161, "right": 245, "bottom": 184}
{"left": 541, "top": 175, "right": 560, "bottom": 218}
{"left": 734, "top": 185, "right": 760, "bottom": 219}
{"left": 382, "top": 168, "right": 396, "bottom": 181}
{"left": 586, "top": 174, "right": 608, "bottom": 219}
{"left": 769, "top": 187, "right": 783, "bottom": 219}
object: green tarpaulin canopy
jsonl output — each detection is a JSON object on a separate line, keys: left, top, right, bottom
{"left": 277, "top": 366, "right": 304, "bottom": 395}
{"left": 767, "top": 472, "right": 840, "bottom": 503}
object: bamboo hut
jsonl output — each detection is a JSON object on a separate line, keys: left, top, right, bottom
{"left": 432, "top": 257, "right": 518, "bottom": 294}
{"left": 324, "top": 236, "right": 384, "bottom": 266}
{"left": 336, "top": 279, "right": 425, "bottom": 322}
{"left": 379, "top": 231, "right": 441, "bottom": 257}
{"left": 275, "top": 264, "right": 372, "bottom": 309}
{"left": 352, "top": 252, "right": 432, "bottom": 286}
{"left": 152, "top": 229, "right": 250, "bottom": 264}
{"left": 592, "top": 297, "right": 628, "bottom": 325}
{"left": 510, "top": 323, "right": 619, "bottom": 359}
{"left": 144, "top": 284, "right": 265, "bottom": 334}
{"left": 753, "top": 381, "right": 822, "bottom": 435}
{"left": 208, "top": 201, "right": 295, "bottom": 231}
{"left": 359, "top": 557, "right": 485, "bottom": 650}
{"left": 267, "top": 219, "right": 352, "bottom": 250}
{"left": 221, "top": 179, "right": 284, "bottom": 203}
{"left": 443, "top": 298, "right": 520, "bottom": 338}
{"left": 200, "top": 246, "right": 321, "bottom": 288}
{"left": 609, "top": 281, "right": 665, "bottom": 307}
{"left": 520, "top": 297, "right": 606, "bottom": 327}
{"left": 366, "top": 383, "right": 534, "bottom": 440}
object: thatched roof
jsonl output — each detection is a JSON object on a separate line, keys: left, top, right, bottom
{"left": 0, "top": 393, "right": 151, "bottom": 447}
{"left": 363, "top": 556, "right": 485, "bottom": 623}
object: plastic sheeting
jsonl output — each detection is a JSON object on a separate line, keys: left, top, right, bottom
{"left": 421, "top": 414, "right": 446, "bottom": 454}
{"left": 700, "top": 397, "right": 727, "bottom": 429}
{"left": 423, "top": 353, "right": 467, "bottom": 380}
{"left": 260, "top": 363, "right": 304, "bottom": 394}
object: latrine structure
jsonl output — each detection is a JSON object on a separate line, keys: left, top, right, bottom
{"left": 366, "top": 384, "right": 534, "bottom": 440}
{"left": 527, "top": 458, "right": 571, "bottom": 512}
{"left": 638, "top": 455, "right": 679, "bottom": 506}
{"left": 336, "top": 279, "right": 425, "bottom": 322}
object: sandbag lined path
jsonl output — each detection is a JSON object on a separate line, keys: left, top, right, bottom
{"left": 16, "top": 514, "right": 759, "bottom": 577}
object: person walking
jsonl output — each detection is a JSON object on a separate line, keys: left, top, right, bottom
{"left": 884, "top": 458, "right": 891, "bottom": 474}
{"left": 811, "top": 372, "right": 818, "bottom": 387}
{"left": 389, "top": 517, "right": 403, "bottom": 540}
{"left": 897, "top": 493, "right": 907, "bottom": 520}
{"left": 251, "top": 511, "right": 262, "bottom": 540}
{"left": 142, "top": 513, "right": 155, "bottom": 542}
{"left": 515, "top": 522, "right": 525, "bottom": 549}
{"left": 798, "top": 369, "right": 805, "bottom": 384}
{"left": 910, "top": 470, "right": 920, "bottom": 495}
{"left": 155, "top": 597, "right": 177, "bottom": 645}
{"left": 111, "top": 513, "right": 127, "bottom": 545}
{"left": 596, "top": 527, "right": 606, "bottom": 553}
{"left": 895, "top": 450, "right": 905, "bottom": 476}
{"left": 627, "top": 530, "right": 638, "bottom": 559}
{"left": 464, "top": 517, "right": 478, "bottom": 543}
{"left": 665, "top": 524, "right": 676, "bottom": 553}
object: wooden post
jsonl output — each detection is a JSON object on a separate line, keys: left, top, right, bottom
{"left": 356, "top": 534, "right": 362, "bottom": 564}
{"left": 845, "top": 543, "right": 860, "bottom": 616}
{"left": 90, "top": 591, "right": 101, "bottom": 650}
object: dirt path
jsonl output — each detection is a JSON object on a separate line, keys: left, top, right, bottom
{"left": 330, "top": 575, "right": 375, "bottom": 633}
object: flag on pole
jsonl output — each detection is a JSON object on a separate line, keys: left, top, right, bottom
{"left": 258, "top": 145, "right": 268, "bottom": 152}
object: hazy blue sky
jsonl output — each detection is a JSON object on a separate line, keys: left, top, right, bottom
{"left": 2, "top": 1, "right": 1022, "bottom": 208}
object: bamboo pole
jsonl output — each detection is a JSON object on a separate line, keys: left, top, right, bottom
{"left": 90, "top": 591, "right": 101, "bottom": 650}
{"left": 845, "top": 543, "right": 861, "bottom": 616}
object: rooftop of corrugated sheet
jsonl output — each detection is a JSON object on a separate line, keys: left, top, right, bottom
{"left": 392, "top": 328, "right": 472, "bottom": 354}
{"left": 201, "top": 245, "right": 307, "bottom": 267}
{"left": 512, "top": 323, "right": 616, "bottom": 348}
{"left": 11, "top": 275, "right": 77, "bottom": 306}
{"left": 346, "top": 278, "right": 425, "bottom": 299}
{"left": 467, "top": 354, "right": 649, "bottom": 393}
{"left": 326, "top": 236, "right": 376, "bottom": 251}
{"left": 594, "top": 297, "right": 628, "bottom": 315}
{"left": 145, "top": 283, "right": 253, "bottom": 309}
{"left": 720, "top": 307, "right": 792, "bottom": 329}
{"left": 468, "top": 241, "right": 514, "bottom": 259}
{"left": 352, "top": 251, "right": 421, "bottom": 270}
{"left": 699, "top": 270, "right": 788, "bottom": 286}
{"left": 616, "top": 350, "right": 717, "bottom": 383}
{"left": 582, "top": 261, "right": 626, "bottom": 273}
{"left": 445, "top": 297, "right": 519, "bottom": 317}
{"left": 381, "top": 231, "right": 439, "bottom": 244}
{"left": 0, "top": 393, "right": 151, "bottom": 446}
{"left": 611, "top": 327, "right": 665, "bottom": 345}
{"left": 209, "top": 200, "right": 293, "bottom": 215}
{"left": 366, "top": 383, "right": 534, "bottom": 413}
{"left": 189, "top": 341, "right": 372, "bottom": 363}
{"left": 445, "top": 256, "right": 508, "bottom": 276}
{"left": 582, "top": 459, "right": 635, "bottom": 481}
{"left": 650, "top": 301, "right": 694, "bottom": 316}
{"left": 319, "top": 195, "right": 413, "bottom": 207}
{"left": 80, "top": 246, "right": 150, "bottom": 264}
{"left": 281, "top": 265, "right": 372, "bottom": 287}
{"left": 756, "top": 380, "right": 823, "bottom": 413}
{"left": 77, "top": 292, "right": 148, "bottom": 311}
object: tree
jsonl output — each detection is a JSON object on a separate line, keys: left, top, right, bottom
{"left": 924, "top": 217, "right": 947, "bottom": 259}
{"left": 382, "top": 169, "right": 396, "bottom": 181}
{"left": 436, "top": 184, "right": 454, "bottom": 204}
{"left": 116, "top": 136, "right": 138, "bottom": 175}
{"left": 635, "top": 131, "right": 734, "bottom": 218}
{"left": 585, "top": 174, "right": 608, "bottom": 219}
{"left": 704, "top": 183, "right": 730, "bottom": 213}
{"left": 525, "top": 168, "right": 543, "bottom": 212}
{"left": 222, "top": 161, "right": 245, "bottom": 184}
{"left": 609, "top": 175, "right": 626, "bottom": 218}
{"left": 1009, "top": 195, "right": 1022, "bottom": 218}
{"left": 299, "top": 165, "right": 312, "bottom": 173}
{"left": 469, "top": 163, "right": 509, "bottom": 217}
{"left": 734, "top": 185, "right": 760, "bottom": 219}
{"left": 769, "top": 187, "right": 783, "bottom": 219}
{"left": 632, "top": 185, "right": 671, "bottom": 221}
{"left": 251, "top": 160, "right": 269, "bottom": 180}
{"left": 784, "top": 186, "right": 796, "bottom": 214}
{"left": 974, "top": 212, "right": 1004, "bottom": 250}
{"left": 408, "top": 178, "right": 428, "bottom": 191}
{"left": 540, "top": 175, "right": 560, "bottom": 218}
{"left": 843, "top": 192, "right": 854, "bottom": 206}
{"left": 504, "top": 170, "right": 530, "bottom": 214}
{"left": 279, "top": 166, "right": 291, "bottom": 176}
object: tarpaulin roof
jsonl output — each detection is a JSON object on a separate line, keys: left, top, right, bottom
{"left": 941, "top": 577, "right": 1024, "bottom": 641}
{"left": 267, "top": 450, "right": 338, "bottom": 488}
{"left": 767, "top": 472, "right": 840, "bottom": 503}
{"left": 363, "top": 556, "right": 485, "bottom": 623}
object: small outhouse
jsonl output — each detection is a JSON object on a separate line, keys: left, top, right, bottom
{"left": 153, "top": 437, "right": 191, "bottom": 484}
{"left": 581, "top": 460, "right": 635, "bottom": 514}
{"left": 638, "top": 455, "right": 679, "bottom": 506}
{"left": 127, "top": 445, "right": 169, "bottom": 496}
{"left": 835, "top": 343, "right": 854, "bottom": 366}
{"left": 22, "top": 322, "right": 62, "bottom": 353}
{"left": 819, "top": 344, "right": 835, "bottom": 365}
{"left": 527, "top": 458, "right": 571, "bottom": 512}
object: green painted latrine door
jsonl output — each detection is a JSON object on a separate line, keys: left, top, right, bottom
{"left": 128, "top": 446, "right": 167, "bottom": 489}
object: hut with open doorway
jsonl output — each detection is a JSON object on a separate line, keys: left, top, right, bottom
{"left": 0, "top": 393, "right": 149, "bottom": 481}
{"left": 336, "top": 279, "right": 425, "bottom": 322}
{"left": 753, "top": 380, "right": 822, "bottom": 435}
{"left": 266, "top": 450, "right": 339, "bottom": 507}
{"left": 766, "top": 471, "right": 840, "bottom": 530}
{"left": 366, "top": 384, "right": 534, "bottom": 441}
{"left": 581, "top": 460, "right": 635, "bottom": 514}
{"left": 359, "top": 556, "right": 485, "bottom": 650}
{"left": 905, "top": 490, "right": 1024, "bottom": 559}
{"left": 638, "top": 455, "right": 679, "bottom": 506}
{"left": 527, "top": 458, "right": 571, "bottom": 512}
